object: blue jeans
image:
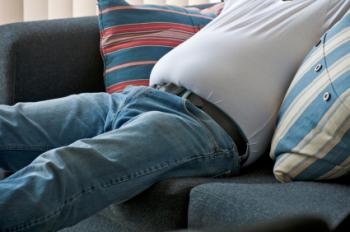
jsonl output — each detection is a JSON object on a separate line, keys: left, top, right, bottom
{"left": 0, "top": 86, "right": 240, "bottom": 231}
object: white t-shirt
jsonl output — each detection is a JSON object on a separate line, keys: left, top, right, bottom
{"left": 150, "top": 0, "right": 350, "bottom": 166}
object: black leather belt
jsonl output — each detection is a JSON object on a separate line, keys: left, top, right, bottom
{"left": 155, "top": 83, "right": 247, "bottom": 162}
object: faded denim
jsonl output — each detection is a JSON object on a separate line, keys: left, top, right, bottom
{"left": 0, "top": 86, "right": 240, "bottom": 231}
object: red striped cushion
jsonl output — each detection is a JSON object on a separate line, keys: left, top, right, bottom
{"left": 98, "top": 0, "right": 222, "bottom": 93}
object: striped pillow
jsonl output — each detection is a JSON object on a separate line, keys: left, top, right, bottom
{"left": 270, "top": 9, "right": 350, "bottom": 182}
{"left": 98, "top": 0, "right": 220, "bottom": 93}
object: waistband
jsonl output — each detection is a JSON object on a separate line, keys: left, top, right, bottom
{"left": 154, "top": 83, "right": 248, "bottom": 164}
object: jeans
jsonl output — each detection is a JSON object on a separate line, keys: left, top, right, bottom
{"left": 0, "top": 86, "right": 240, "bottom": 231}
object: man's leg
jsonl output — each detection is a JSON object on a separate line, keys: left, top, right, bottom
{"left": 0, "top": 92, "right": 124, "bottom": 173}
{"left": 0, "top": 87, "right": 241, "bottom": 231}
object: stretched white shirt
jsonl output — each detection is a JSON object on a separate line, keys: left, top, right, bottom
{"left": 150, "top": 0, "right": 350, "bottom": 166}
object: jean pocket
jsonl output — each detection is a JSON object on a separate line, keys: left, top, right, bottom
{"left": 181, "top": 96, "right": 221, "bottom": 151}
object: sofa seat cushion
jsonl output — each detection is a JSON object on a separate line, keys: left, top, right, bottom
{"left": 61, "top": 156, "right": 274, "bottom": 232}
{"left": 59, "top": 214, "right": 124, "bottom": 232}
{"left": 90, "top": 157, "right": 275, "bottom": 232}
{"left": 188, "top": 180, "right": 350, "bottom": 231}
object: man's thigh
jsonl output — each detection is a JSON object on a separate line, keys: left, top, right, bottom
{"left": 0, "top": 92, "right": 119, "bottom": 172}
{"left": 0, "top": 109, "right": 239, "bottom": 231}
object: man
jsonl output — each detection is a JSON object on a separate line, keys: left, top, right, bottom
{"left": 0, "top": 0, "right": 349, "bottom": 231}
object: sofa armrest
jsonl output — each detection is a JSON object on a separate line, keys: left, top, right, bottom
{"left": 0, "top": 16, "right": 105, "bottom": 105}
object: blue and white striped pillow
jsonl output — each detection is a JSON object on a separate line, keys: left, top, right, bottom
{"left": 270, "top": 9, "right": 350, "bottom": 182}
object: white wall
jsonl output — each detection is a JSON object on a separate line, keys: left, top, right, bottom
{"left": 0, "top": 0, "right": 221, "bottom": 25}
{"left": 48, "top": 0, "right": 73, "bottom": 20}
{"left": 23, "top": 0, "right": 48, "bottom": 21}
{"left": 0, "top": 0, "right": 23, "bottom": 25}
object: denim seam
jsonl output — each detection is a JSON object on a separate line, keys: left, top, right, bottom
{"left": 5, "top": 149, "right": 234, "bottom": 232}
{"left": 99, "top": 149, "right": 235, "bottom": 188}
{"left": 4, "top": 185, "right": 97, "bottom": 232}
{"left": 122, "top": 87, "right": 151, "bottom": 110}
{"left": 111, "top": 87, "right": 152, "bottom": 124}
{"left": 181, "top": 97, "right": 220, "bottom": 151}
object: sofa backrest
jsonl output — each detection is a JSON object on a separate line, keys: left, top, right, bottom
{"left": 0, "top": 16, "right": 104, "bottom": 105}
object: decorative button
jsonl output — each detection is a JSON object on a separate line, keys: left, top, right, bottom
{"left": 315, "top": 64, "right": 323, "bottom": 72}
{"left": 323, "top": 92, "right": 331, "bottom": 102}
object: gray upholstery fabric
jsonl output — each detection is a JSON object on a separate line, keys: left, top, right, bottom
{"left": 61, "top": 156, "right": 274, "bottom": 232}
{"left": 172, "top": 217, "right": 330, "bottom": 232}
{"left": 92, "top": 156, "right": 275, "bottom": 232}
{"left": 59, "top": 214, "right": 126, "bottom": 232}
{"left": 188, "top": 178, "right": 350, "bottom": 231}
{"left": 0, "top": 17, "right": 104, "bottom": 105}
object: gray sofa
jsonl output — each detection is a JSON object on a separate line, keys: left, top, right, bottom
{"left": 0, "top": 14, "right": 350, "bottom": 232}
